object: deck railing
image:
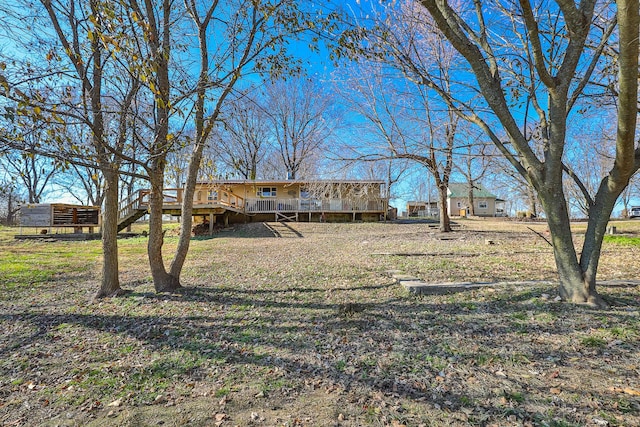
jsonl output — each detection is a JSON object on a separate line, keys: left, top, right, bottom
{"left": 119, "top": 189, "right": 385, "bottom": 220}
{"left": 118, "top": 188, "right": 246, "bottom": 221}
{"left": 118, "top": 190, "right": 149, "bottom": 221}
{"left": 245, "top": 198, "right": 385, "bottom": 213}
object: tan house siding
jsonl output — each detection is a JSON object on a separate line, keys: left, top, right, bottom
{"left": 446, "top": 183, "right": 503, "bottom": 217}
{"left": 448, "top": 197, "right": 498, "bottom": 216}
{"left": 149, "top": 180, "right": 388, "bottom": 224}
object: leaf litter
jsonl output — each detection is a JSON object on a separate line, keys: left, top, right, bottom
{"left": 0, "top": 219, "right": 639, "bottom": 426}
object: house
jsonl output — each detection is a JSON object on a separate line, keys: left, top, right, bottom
{"left": 118, "top": 179, "right": 389, "bottom": 230}
{"left": 406, "top": 201, "right": 439, "bottom": 217}
{"left": 447, "top": 183, "right": 505, "bottom": 217}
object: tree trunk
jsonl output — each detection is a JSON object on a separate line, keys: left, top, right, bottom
{"left": 94, "top": 170, "right": 124, "bottom": 298}
{"left": 147, "top": 169, "right": 181, "bottom": 292}
{"left": 578, "top": 176, "right": 632, "bottom": 306}
{"left": 467, "top": 185, "right": 475, "bottom": 216}
{"left": 169, "top": 141, "right": 205, "bottom": 282}
{"left": 538, "top": 185, "right": 610, "bottom": 307}
{"left": 437, "top": 185, "right": 451, "bottom": 232}
{"left": 6, "top": 191, "right": 15, "bottom": 225}
{"left": 527, "top": 185, "right": 538, "bottom": 217}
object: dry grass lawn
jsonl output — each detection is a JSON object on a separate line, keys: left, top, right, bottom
{"left": 1, "top": 218, "right": 639, "bottom": 426}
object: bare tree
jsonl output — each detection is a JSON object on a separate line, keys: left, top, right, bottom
{"left": 0, "top": 181, "right": 23, "bottom": 225}
{"left": 215, "top": 89, "right": 272, "bottom": 180}
{"left": 336, "top": 0, "right": 638, "bottom": 304}
{"left": 338, "top": 57, "right": 459, "bottom": 231}
{"left": 265, "top": 77, "right": 335, "bottom": 180}
{"left": 0, "top": 0, "right": 144, "bottom": 297}
{"left": 1, "top": 0, "right": 143, "bottom": 298}
{"left": 129, "top": 0, "right": 331, "bottom": 291}
{"left": 562, "top": 114, "right": 618, "bottom": 218}
{"left": 488, "top": 155, "right": 541, "bottom": 217}
{"left": 0, "top": 117, "right": 57, "bottom": 204}
{"left": 410, "top": 0, "right": 638, "bottom": 305}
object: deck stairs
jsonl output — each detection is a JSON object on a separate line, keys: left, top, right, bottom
{"left": 116, "top": 189, "right": 247, "bottom": 232}
{"left": 117, "top": 208, "right": 147, "bottom": 232}
{"left": 264, "top": 222, "right": 303, "bottom": 238}
{"left": 117, "top": 192, "right": 148, "bottom": 232}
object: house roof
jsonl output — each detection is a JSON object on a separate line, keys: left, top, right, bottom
{"left": 447, "top": 183, "right": 496, "bottom": 199}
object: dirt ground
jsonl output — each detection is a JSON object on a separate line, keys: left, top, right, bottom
{"left": 1, "top": 218, "right": 639, "bottom": 426}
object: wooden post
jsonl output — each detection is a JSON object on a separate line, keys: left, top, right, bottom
{"left": 209, "top": 213, "right": 214, "bottom": 235}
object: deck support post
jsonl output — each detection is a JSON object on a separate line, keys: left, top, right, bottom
{"left": 209, "top": 213, "right": 214, "bottom": 235}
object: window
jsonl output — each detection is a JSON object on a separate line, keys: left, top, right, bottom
{"left": 478, "top": 201, "right": 488, "bottom": 209}
{"left": 258, "top": 187, "right": 277, "bottom": 197}
{"left": 207, "top": 190, "right": 218, "bottom": 201}
{"left": 457, "top": 202, "right": 462, "bottom": 208}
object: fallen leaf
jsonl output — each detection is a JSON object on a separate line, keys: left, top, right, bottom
{"left": 609, "top": 387, "right": 640, "bottom": 396}
{"left": 107, "top": 398, "right": 122, "bottom": 407}
{"left": 623, "top": 388, "right": 640, "bottom": 396}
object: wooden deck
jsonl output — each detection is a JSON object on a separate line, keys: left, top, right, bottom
{"left": 117, "top": 186, "right": 388, "bottom": 229}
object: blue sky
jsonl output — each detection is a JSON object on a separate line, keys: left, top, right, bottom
{"left": 2, "top": 0, "right": 636, "bottom": 217}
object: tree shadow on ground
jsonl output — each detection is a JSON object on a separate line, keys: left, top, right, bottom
{"left": 1, "top": 282, "right": 639, "bottom": 426}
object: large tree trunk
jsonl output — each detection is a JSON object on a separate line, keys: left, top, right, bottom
{"left": 578, "top": 175, "right": 633, "bottom": 306}
{"left": 437, "top": 185, "right": 451, "bottom": 232}
{"left": 94, "top": 169, "right": 124, "bottom": 298}
{"left": 147, "top": 168, "right": 181, "bottom": 292}
{"left": 6, "top": 191, "right": 16, "bottom": 225}
{"left": 169, "top": 141, "right": 205, "bottom": 282}
{"left": 467, "top": 185, "right": 475, "bottom": 216}
{"left": 527, "top": 185, "right": 538, "bottom": 217}
{"left": 143, "top": 0, "right": 179, "bottom": 293}
{"left": 537, "top": 177, "right": 625, "bottom": 308}
{"left": 538, "top": 186, "right": 591, "bottom": 302}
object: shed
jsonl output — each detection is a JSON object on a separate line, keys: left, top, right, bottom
{"left": 19, "top": 203, "right": 101, "bottom": 234}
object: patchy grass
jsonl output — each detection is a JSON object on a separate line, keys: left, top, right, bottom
{"left": 0, "top": 238, "right": 102, "bottom": 294}
{"left": 604, "top": 234, "right": 640, "bottom": 247}
{"left": 0, "top": 219, "right": 639, "bottom": 426}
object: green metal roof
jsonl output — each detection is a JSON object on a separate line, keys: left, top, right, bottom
{"left": 448, "top": 183, "right": 496, "bottom": 198}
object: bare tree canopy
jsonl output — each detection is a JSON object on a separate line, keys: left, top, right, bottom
{"left": 265, "top": 77, "right": 337, "bottom": 180}
{"left": 333, "top": 0, "right": 638, "bottom": 305}
{"left": 413, "top": 0, "right": 638, "bottom": 305}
